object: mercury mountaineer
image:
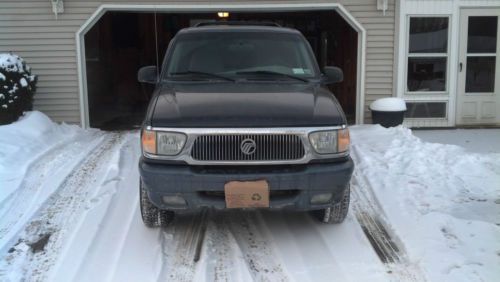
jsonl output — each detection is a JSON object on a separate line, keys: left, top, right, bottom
{"left": 137, "top": 22, "right": 354, "bottom": 227}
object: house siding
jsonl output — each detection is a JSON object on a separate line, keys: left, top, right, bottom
{"left": 0, "top": 0, "right": 396, "bottom": 125}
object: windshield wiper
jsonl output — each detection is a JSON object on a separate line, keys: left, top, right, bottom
{"left": 170, "top": 70, "right": 235, "bottom": 82}
{"left": 235, "top": 70, "right": 309, "bottom": 82}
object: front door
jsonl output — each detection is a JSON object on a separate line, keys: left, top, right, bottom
{"left": 456, "top": 9, "right": 500, "bottom": 125}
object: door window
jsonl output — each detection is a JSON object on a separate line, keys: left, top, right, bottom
{"left": 465, "top": 16, "right": 498, "bottom": 93}
{"left": 467, "top": 16, "right": 498, "bottom": 53}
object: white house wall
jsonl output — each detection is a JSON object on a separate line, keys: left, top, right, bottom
{"left": 0, "top": 0, "right": 396, "bottom": 126}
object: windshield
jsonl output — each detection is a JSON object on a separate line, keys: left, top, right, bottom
{"left": 164, "top": 31, "right": 318, "bottom": 80}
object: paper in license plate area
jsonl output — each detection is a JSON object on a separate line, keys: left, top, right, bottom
{"left": 224, "top": 180, "right": 270, "bottom": 208}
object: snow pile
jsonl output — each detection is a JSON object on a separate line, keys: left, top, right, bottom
{"left": 0, "top": 111, "right": 88, "bottom": 203}
{"left": 369, "top": 97, "right": 407, "bottom": 112}
{"left": 350, "top": 125, "right": 500, "bottom": 281}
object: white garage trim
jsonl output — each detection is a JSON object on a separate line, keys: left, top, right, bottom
{"left": 76, "top": 3, "right": 366, "bottom": 128}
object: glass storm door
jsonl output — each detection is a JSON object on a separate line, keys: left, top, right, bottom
{"left": 457, "top": 9, "right": 500, "bottom": 125}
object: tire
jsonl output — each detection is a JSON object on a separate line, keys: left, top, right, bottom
{"left": 312, "top": 185, "right": 350, "bottom": 224}
{"left": 140, "top": 181, "right": 175, "bottom": 228}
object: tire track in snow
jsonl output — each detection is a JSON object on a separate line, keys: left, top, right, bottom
{"left": 0, "top": 132, "right": 125, "bottom": 281}
{"left": 156, "top": 210, "right": 289, "bottom": 282}
{"left": 350, "top": 145, "right": 425, "bottom": 281}
{"left": 201, "top": 212, "right": 241, "bottom": 282}
{"left": 0, "top": 131, "right": 105, "bottom": 252}
{"left": 225, "top": 211, "right": 289, "bottom": 282}
{"left": 51, "top": 133, "right": 144, "bottom": 282}
{"left": 157, "top": 210, "right": 209, "bottom": 282}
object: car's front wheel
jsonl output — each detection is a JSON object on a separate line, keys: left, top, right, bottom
{"left": 312, "top": 185, "right": 350, "bottom": 224}
{"left": 140, "top": 181, "right": 174, "bottom": 228}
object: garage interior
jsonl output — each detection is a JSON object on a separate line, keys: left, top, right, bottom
{"left": 84, "top": 10, "right": 358, "bottom": 129}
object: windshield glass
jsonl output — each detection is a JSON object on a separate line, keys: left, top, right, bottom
{"left": 164, "top": 31, "right": 318, "bottom": 80}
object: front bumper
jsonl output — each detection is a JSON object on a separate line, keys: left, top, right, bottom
{"left": 139, "top": 157, "right": 354, "bottom": 211}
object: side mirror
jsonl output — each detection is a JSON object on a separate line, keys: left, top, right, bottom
{"left": 323, "top": 66, "right": 344, "bottom": 84}
{"left": 138, "top": 66, "right": 158, "bottom": 84}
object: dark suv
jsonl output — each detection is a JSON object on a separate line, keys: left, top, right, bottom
{"left": 138, "top": 23, "right": 354, "bottom": 227}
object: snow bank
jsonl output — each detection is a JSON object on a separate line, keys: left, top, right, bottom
{"left": 0, "top": 111, "right": 86, "bottom": 203}
{"left": 369, "top": 97, "right": 407, "bottom": 112}
{"left": 350, "top": 125, "right": 500, "bottom": 282}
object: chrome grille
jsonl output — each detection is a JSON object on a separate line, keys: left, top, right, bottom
{"left": 191, "top": 134, "right": 305, "bottom": 161}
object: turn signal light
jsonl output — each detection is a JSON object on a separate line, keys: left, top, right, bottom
{"left": 141, "top": 129, "right": 156, "bottom": 155}
{"left": 338, "top": 128, "right": 350, "bottom": 152}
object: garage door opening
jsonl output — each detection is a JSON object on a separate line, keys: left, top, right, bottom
{"left": 83, "top": 10, "right": 358, "bottom": 129}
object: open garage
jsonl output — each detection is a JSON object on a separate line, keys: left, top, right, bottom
{"left": 82, "top": 9, "right": 359, "bottom": 129}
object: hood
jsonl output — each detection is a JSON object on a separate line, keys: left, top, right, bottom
{"left": 150, "top": 82, "right": 346, "bottom": 127}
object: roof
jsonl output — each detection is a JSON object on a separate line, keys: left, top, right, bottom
{"left": 177, "top": 24, "right": 302, "bottom": 35}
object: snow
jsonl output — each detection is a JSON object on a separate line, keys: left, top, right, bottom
{"left": 370, "top": 97, "right": 407, "bottom": 112}
{"left": 0, "top": 112, "right": 498, "bottom": 281}
{"left": 413, "top": 128, "right": 500, "bottom": 154}
{"left": 7, "top": 84, "right": 18, "bottom": 95}
{"left": 350, "top": 125, "right": 500, "bottom": 282}
{"left": 19, "top": 78, "right": 27, "bottom": 88}
{"left": 0, "top": 111, "right": 100, "bottom": 215}
{"left": 0, "top": 73, "right": 5, "bottom": 81}
{"left": 0, "top": 54, "right": 25, "bottom": 74}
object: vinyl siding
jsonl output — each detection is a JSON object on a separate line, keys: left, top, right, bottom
{"left": 0, "top": 0, "right": 396, "bottom": 125}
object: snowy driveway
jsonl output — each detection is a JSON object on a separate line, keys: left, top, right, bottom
{"left": 0, "top": 112, "right": 499, "bottom": 282}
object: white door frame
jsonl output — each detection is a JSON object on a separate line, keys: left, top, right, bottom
{"left": 76, "top": 3, "right": 366, "bottom": 128}
{"left": 456, "top": 8, "right": 500, "bottom": 125}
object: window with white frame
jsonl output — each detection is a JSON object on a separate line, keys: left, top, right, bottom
{"left": 407, "top": 17, "right": 449, "bottom": 93}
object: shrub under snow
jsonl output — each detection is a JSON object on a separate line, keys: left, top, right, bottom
{"left": 0, "top": 53, "right": 37, "bottom": 125}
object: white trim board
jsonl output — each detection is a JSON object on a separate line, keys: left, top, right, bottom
{"left": 76, "top": 3, "right": 367, "bottom": 128}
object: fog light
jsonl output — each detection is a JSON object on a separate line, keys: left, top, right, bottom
{"left": 162, "top": 195, "right": 186, "bottom": 207}
{"left": 310, "top": 193, "right": 333, "bottom": 204}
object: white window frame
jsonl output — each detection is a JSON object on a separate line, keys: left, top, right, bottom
{"left": 401, "top": 15, "right": 452, "bottom": 123}
{"left": 404, "top": 15, "right": 452, "bottom": 96}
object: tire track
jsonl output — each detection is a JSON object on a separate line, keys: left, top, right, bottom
{"left": 350, "top": 145, "right": 424, "bottom": 281}
{"left": 203, "top": 213, "right": 237, "bottom": 282}
{"left": 0, "top": 131, "right": 105, "bottom": 252}
{"left": 157, "top": 210, "right": 208, "bottom": 282}
{"left": 156, "top": 210, "right": 289, "bottom": 282}
{"left": 52, "top": 133, "right": 142, "bottom": 282}
{"left": 225, "top": 211, "right": 289, "bottom": 282}
{"left": 0, "top": 132, "right": 125, "bottom": 281}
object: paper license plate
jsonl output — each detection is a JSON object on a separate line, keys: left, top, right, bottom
{"left": 224, "top": 180, "right": 269, "bottom": 208}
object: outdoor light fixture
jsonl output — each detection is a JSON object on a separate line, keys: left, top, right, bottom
{"left": 217, "top": 12, "right": 229, "bottom": 18}
{"left": 377, "top": 0, "right": 388, "bottom": 15}
{"left": 50, "top": 0, "right": 64, "bottom": 19}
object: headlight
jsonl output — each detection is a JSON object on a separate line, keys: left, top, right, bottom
{"left": 141, "top": 130, "right": 186, "bottom": 156}
{"left": 157, "top": 132, "right": 186, "bottom": 155}
{"left": 309, "top": 128, "right": 350, "bottom": 154}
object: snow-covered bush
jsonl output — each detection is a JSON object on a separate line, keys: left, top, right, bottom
{"left": 0, "top": 53, "right": 37, "bottom": 125}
